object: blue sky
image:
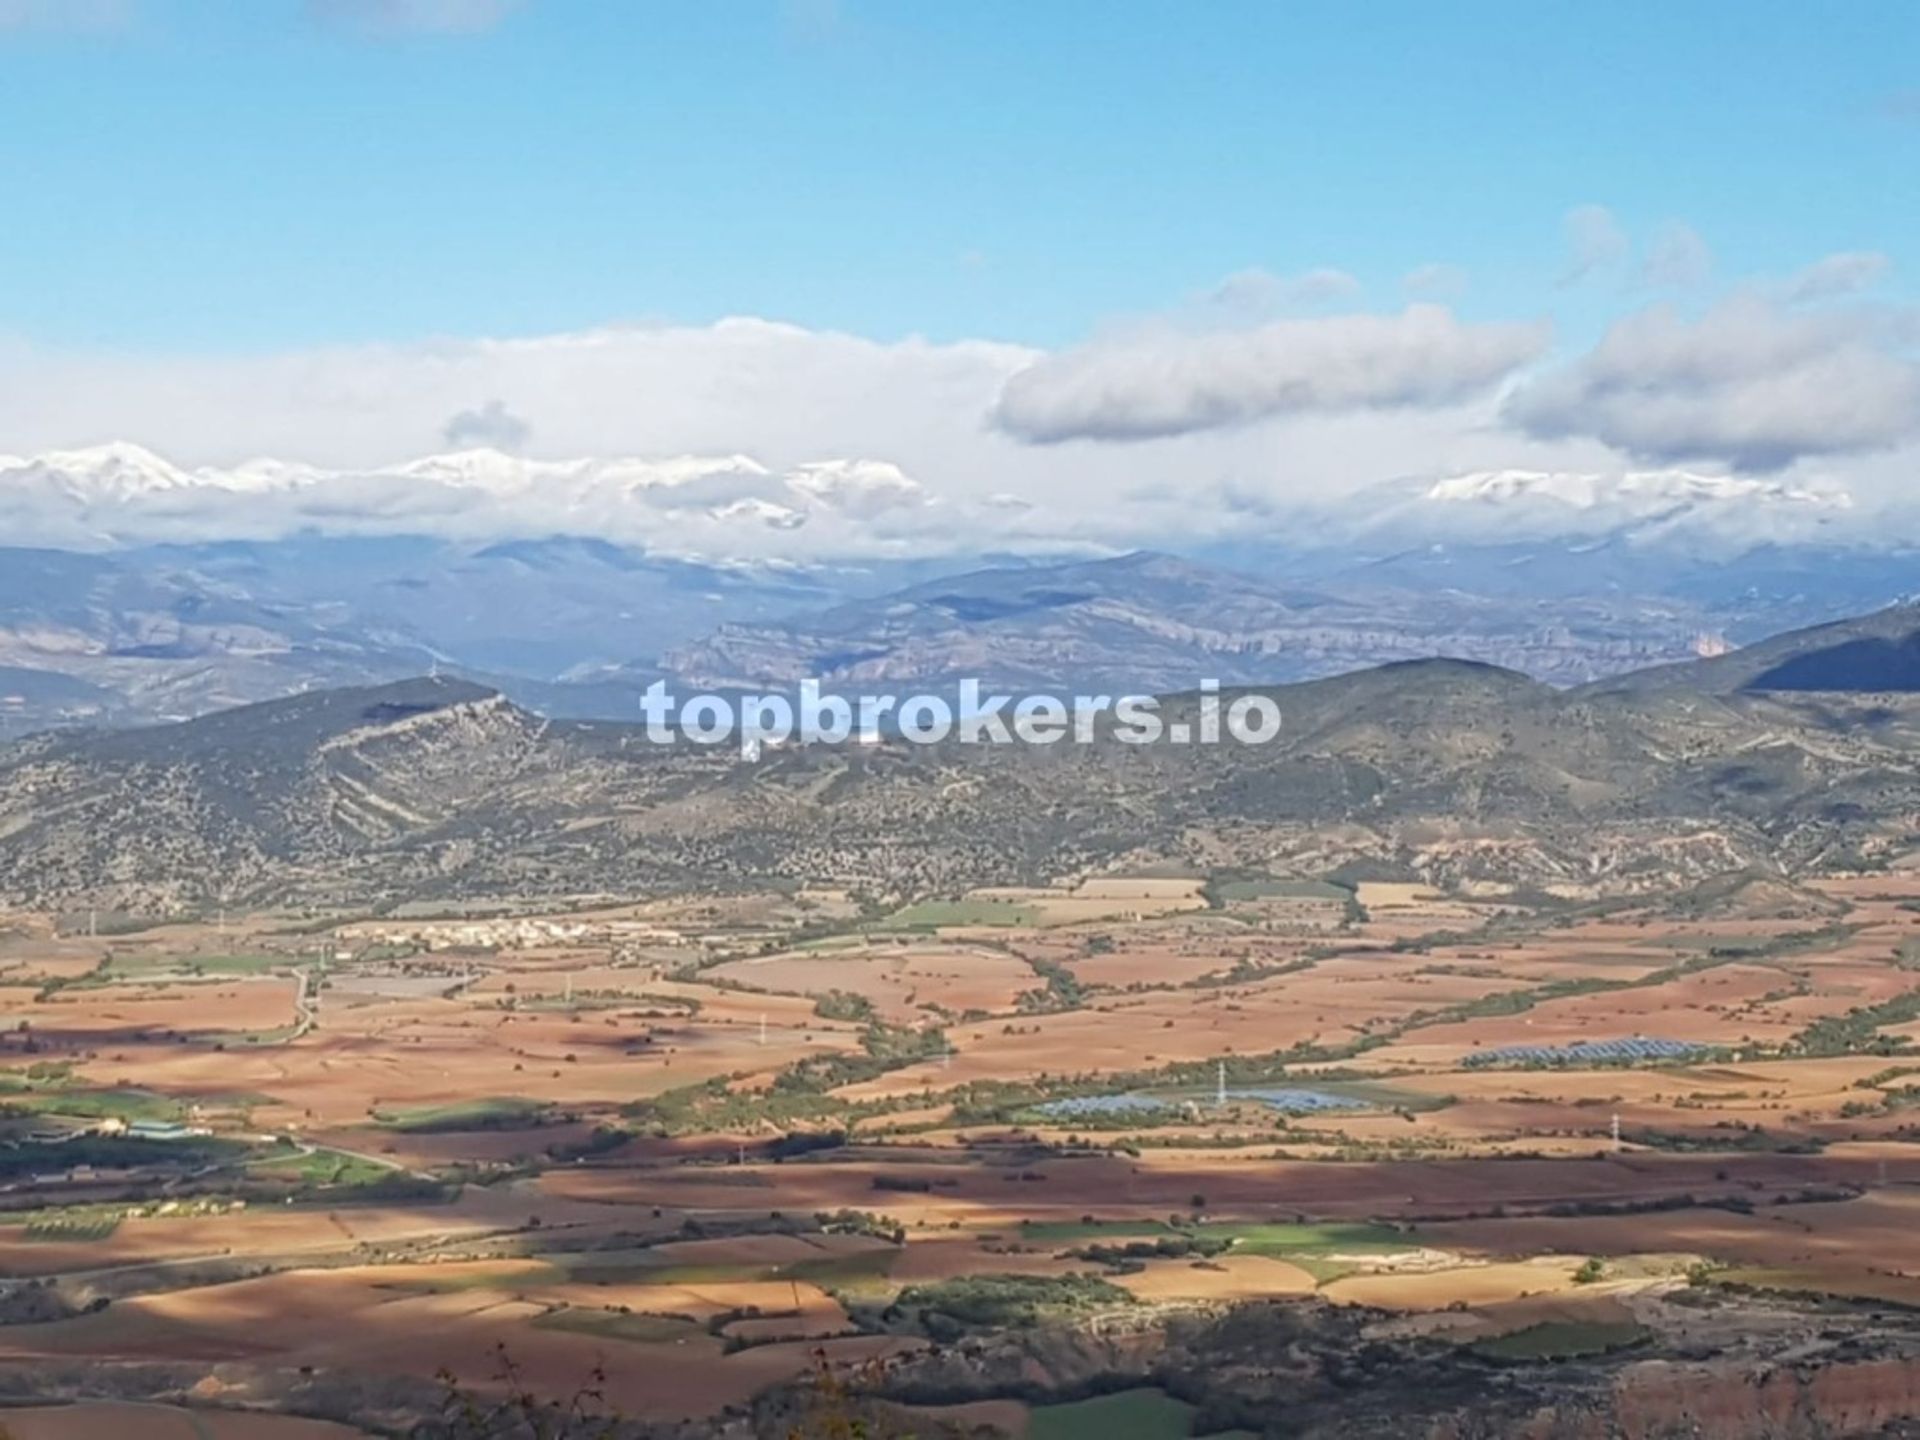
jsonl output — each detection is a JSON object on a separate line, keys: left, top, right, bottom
{"left": 0, "top": 1, "right": 1916, "bottom": 561}
{"left": 1, "top": 0, "right": 1913, "bottom": 352}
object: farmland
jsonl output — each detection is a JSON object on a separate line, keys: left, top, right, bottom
{"left": 5, "top": 870, "right": 1920, "bottom": 1436}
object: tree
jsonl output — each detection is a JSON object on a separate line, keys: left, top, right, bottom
{"left": 434, "top": 1345, "right": 911, "bottom": 1438}
{"left": 434, "top": 1348, "right": 619, "bottom": 1439}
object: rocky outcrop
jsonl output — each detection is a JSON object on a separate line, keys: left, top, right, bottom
{"left": 868, "top": 1299, "right": 1920, "bottom": 1440}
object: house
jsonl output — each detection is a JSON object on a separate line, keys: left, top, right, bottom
{"left": 127, "top": 1120, "right": 193, "bottom": 1141}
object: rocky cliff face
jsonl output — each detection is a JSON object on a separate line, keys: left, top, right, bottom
{"left": 1425, "top": 1355, "right": 1920, "bottom": 1439}
{"left": 5, "top": 1296, "right": 1920, "bottom": 1438}
{"left": 865, "top": 1297, "right": 1920, "bottom": 1440}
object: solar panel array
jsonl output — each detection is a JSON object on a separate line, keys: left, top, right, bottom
{"left": 1223, "top": 1087, "right": 1360, "bottom": 1113}
{"left": 1032, "top": 1093, "right": 1167, "bottom": 1118}
{"left": 1463, "top": 1036, "right": 1705, "bottom": 1068}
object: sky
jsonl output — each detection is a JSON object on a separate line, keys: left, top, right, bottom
{"left": 0, "top": 0, "right": 1916, "bottom": 559}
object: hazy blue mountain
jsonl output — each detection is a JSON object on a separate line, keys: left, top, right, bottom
{"left": 1, "top": 523, "right": 1916, "bottom": 738}
{"left": 659, "top": 549, "right": 1743, "bottom": 694}
{"left": 1587, "top": 599, "right": 1920, "bottom": 696}
{"left": 0, "top": 537, "right": 932, "bottom": 733}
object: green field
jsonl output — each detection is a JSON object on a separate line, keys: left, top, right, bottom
{"left": 883, "top": 899, "right": 1042, "bottom": 928}
{"left": 795, "top": 934, "right": 871, "bottom": 952}
{"left": 0, "top": 1134, "right": 248, "bottom": 1182}
{"left": 1473, "top": 1319, "right": 1649, "bottom": 1361}
{"left": 515, "top": 994, "right": 637, "bottom": 1013}
{"left": 181, "top": 953, "right": 292, "bottom": 976}
{"left": 558, "top": 1244, "right": 899, "bottom": 1297}
{"left": 1028, "top": 1389, "right": 1199, "bottom": 1440}
{"left": 20, "top": 1208, "right": 122, "bottom": 1242}
{"left": 1016, "top": 1218, "right": 1405, "bottom": 1253}
{"left": 373, "top": 1097, "right": 550, "bottom": 1133}
{"left": 1188, "top": 1220, "right": 1409, "bottom": 1256}
{"left": 246, "top": 1146, "right": 394, "bottom": 1188}
{"left": 0, "top": 1063, "right": 72, "bottom": 1091}
{"left": 0, "top": 1085, "right": 186, "bottom": 1125}
{"left": 1714, "top": 1266, "right": 1920, "bottom": 1310}
{"left": 99, "top": 950, "right": 289, "bottom": 979}
{"left": 1009, "top": 1218, "right": 1408, "bottom": 1286}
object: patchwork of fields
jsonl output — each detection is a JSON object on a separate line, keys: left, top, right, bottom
{"left": 5, "top": 872, "right": 1920, "bottom": 1435}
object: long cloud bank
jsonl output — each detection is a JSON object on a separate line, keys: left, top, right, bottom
{"left": 1507, "top": 296, "right": 1920, "bottom": 471}
{"left": 991, "top": 305, "right": 1550, "bottom": 444}
{"left": 0, "top": 276, "right": 1914, "bottom": 559}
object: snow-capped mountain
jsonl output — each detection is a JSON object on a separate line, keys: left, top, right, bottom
{"left": 0, "top": 442, "right": 1892, "bottom": 564}
{"left": 1358, "top": 466, "right": 1856, "bottom": 553}
{"left": 9, "top": 442, "right": 205, "bottom": 502}
{"left": 1421, "top": 467, "right": 1849, "bottom": 515}
{"left": 2, "top": 442, "right": 1916, "bottom": 743}
{"left": 0, "top": 443, "right": 933, "bottom": 553}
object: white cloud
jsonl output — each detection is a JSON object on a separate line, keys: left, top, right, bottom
{"left": 1781, "top": 251, "right": 1892, "bottom": 303}
{"left": 0, "top": 319, "right": 1037, "bottom": 474}
{"left": 1638, "top": 223, "right": 1713, "bottom": 289}
{"left": 0, "top": 321, "right": 1040, "bottom": 558}
{"left": 1403, "top": 263, "right": 1467, "bottom": 300}
{"left": 1559, "top": 203, "right": 1629, "bottom": 286}
{"left": 1208, "top": 266, "right": 1362, "bottom": 312}
{"left": 0, "top": 312, "right": 1573, "bottom": 558}
{"left": 0, "top": 290, "right": 1914, "bottom": 561}
{"left": 0, "top": 444, "right": 926, "bottom": 555}
{"left": 786, "top": 460, "right": 926, "bottom": 518}
{"left": 991, "top": 305, "right": 1547, "bottom": 444}
{"left": 1506, "top": 294, "right": 1920, "bottom": 471}
{"left": 442, "top": 399, "right": 531, "bottom": 452}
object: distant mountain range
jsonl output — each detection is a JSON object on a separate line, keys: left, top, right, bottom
{"left": 6, "top": 596, "right": 1920, "bottom": 911}
{"left": 0, "top": 442, "right": 932, "bottom": 551}
{"left": 1590, "top": 598, "right": 1920, "bottom": 696}
{"left": 656, "top": 550, "right": 1718, "bottom": 694}
{"left": 1, "top": 445, "right": 1861, "bottom": 555}
{"left": 0, "top": 536, "right": 937, "bottom": 735}
{"left": 0, "top": 443, "right": 1914, "bottom": 737}
{"left": 1357, "top": 467, "right": 1855, "bottom": 550}
{"left": 1, "top": 536, "right": 1912, "bottom": 739}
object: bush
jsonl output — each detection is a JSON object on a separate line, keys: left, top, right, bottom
{"left": 887, "top": 1272, "right": 1133, "bottom": 1330}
